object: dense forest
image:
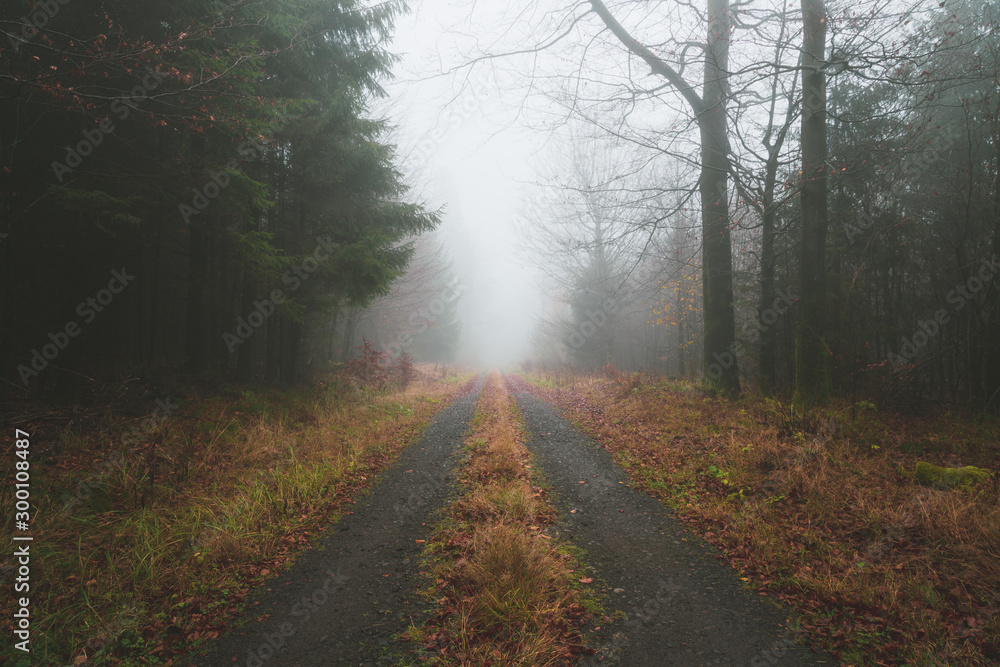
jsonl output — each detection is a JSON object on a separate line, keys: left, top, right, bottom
{"left": 0, "top": 0, "right": 459, "bottom": 393}
{"left": 3, "top": 2, "right": 1000, "bottom": 665}
{"left": 2, "top": 0, "right": 999, "bottom": 410}
{"left": 515, "top": 0, "right": 1000, "bottom": 412}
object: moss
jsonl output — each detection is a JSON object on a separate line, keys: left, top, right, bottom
{"left": 914, "top": 461, "right": 992, "bottom": 490}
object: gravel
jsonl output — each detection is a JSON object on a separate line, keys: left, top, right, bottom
{"left": 190, "top": 376, "right": 482, "bottom": 667}
{"left": 191, "top": 376, "right": 836, "bottom": 666}
{"left": 512, "top": 389, "right": 837, "bottom": 667}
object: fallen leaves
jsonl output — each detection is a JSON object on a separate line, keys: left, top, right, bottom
{"left": 517, "top": 370, "right": 1000, "bottom": 665}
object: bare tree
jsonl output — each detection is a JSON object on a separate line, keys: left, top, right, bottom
{"left": 792, "top": 0, "right": 832, "bottom": 409}
{"left": 583, "top": 0, "right": 740, "bottom": 394}
{"left": 518, "top": 131, "right": 654, "bottom": 368}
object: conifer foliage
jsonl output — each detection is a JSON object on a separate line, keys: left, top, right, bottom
{"left": 0, "top": 0, "right": 437, "bottom": 387}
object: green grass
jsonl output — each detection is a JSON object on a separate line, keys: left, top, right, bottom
{"left": 0, "top": 370, "right": 470, "bottom": 665}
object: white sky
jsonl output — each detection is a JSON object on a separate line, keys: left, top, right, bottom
{"left": 382, "top": 0, "right": 547, "bottom": 368}
{"left": 373, "top": 0, "right": 964, "bottom": 369}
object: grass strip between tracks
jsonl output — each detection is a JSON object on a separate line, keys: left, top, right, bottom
{"left": 405, "top": 371, "right": 594, "bottom": 665}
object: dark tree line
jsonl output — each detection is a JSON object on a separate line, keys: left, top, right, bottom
{"left": 0, "top": 0, "right": 437, "bottom": 392}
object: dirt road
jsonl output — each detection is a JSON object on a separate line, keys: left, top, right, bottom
{"left": 511, "top": 386, "right": 832, "bottom": 666}
{"left": 191, "top": 377, "right": 482, "bottom": 666}
{"left": 193, "top": 375, "right": 832, "bottom": 665}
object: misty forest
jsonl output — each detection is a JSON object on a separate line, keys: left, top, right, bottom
{"left": 1, "top": 0, "right": 999, "bottom": 665}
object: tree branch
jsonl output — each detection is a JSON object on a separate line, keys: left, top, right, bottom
{"left": 587, "top": 0, "right": 704, "bottom": 116}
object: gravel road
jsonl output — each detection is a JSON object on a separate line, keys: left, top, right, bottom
{"left": 191, "top": 376, "right": 482, "bottom": 666}
{"left": 192, "top": 375, "right": 836, "bottom": 666}
{"left": 511, "top": 388, "right": 836, "bottom": 667}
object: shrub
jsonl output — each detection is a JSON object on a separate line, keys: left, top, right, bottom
{"left": 612, "top": 370, "right": 643, "bottom": 396}
{"left": 393, "top": 351, "right": 417, "bottom": 389}
{"left": 345, "top": 338, "right": 390, "bottom": 390}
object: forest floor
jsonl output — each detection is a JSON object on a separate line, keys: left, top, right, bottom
{"left": 9, "top": 368, "right": 997, "bottom": 665}
{"left": 515, "top": 369, "right": 1000, "bottom": 666}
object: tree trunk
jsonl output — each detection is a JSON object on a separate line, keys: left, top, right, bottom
{"left": 754, "top": 0, "right": 796, "bottom": 395}
{"left": 185, "top": 222, "right": 208, "bottom": 372}
{"left": 677, "top": 289, "right": 685, "bottom": 377}
{"left": 236, "top": 272, "right": 256, "bottom": 382}
{"left": 700, "top": 0, "right": 741, "bottom": 395}
{"left": 758, "top": 198, "right": 777, "bottom": 392}
{"left": 147, "top": 220, "right": 162, "bottom": 366}
{"left": 983, "top": 125, "right": 1000, "bottom": 411}
{"left": 588, "top": 0, "right": 740, "bottom": 395}
{"left": 340, "top": 308, "right": 359, "bottom": 362}
{"left": 792, "top": 0, "right": 831, "bottom": 410}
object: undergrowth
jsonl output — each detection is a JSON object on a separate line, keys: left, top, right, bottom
{"left": 514, "top": 369, "right": 1000, "bottom": 666}
{"left": 0, "top": 367, "right": 471, "bottom": 666}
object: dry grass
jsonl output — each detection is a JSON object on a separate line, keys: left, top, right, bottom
{"left": 457, "top": 481, "right": 548, "bottom": 525}
{"left": 0, "top": 367, "right": 472, "bottom": 666}
{"left": 514, "top": 370, "right": 1000, "bottom": 667}
{"left": 411, "top": 371, "right": 590, "bottom": 666}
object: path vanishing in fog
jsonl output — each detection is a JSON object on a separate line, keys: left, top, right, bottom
{"left": 193, "top": 375, "right": 832, "bottom": 666}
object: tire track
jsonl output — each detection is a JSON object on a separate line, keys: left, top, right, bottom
{"left": 511, "top": 386, "right": 835, "bottom": 667}
{"left": 190, "top": 375, "right": 483, "bottom": 667}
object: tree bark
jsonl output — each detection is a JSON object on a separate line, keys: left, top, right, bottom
{"left": 589, "top": 0, "right": 740, "bottom": 395}
{"left": 699, "top": 0, "right": 740, "bottom": 395}
{"left": 792, "top": 0, "right": 832, "bottom": 410}
{"left": 185, "top": 222, "right": 208, "bottom": 372}
{"left": 754, "top": 3, "right": 796, "bottom": 395}
{"left": 758, "top": 193, "right": 777, "bottom": 392}
{"left": 983, "top": 122, "right": 1000, "bottom": 411}
{"left": 236, "top": 272, "right": 257, "bottom": 382}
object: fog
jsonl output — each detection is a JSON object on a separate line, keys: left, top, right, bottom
{"left": 383, "top": 0, "right": 548, "bottom": 368}
{"left": 6, "top": 2, "right": 998, "bottom": 662}
{"left": 361, "top": 0, "right": 1000, "bottom": 406}
{"left": 2, "top": 0, "right": 996, "bottom": 399}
